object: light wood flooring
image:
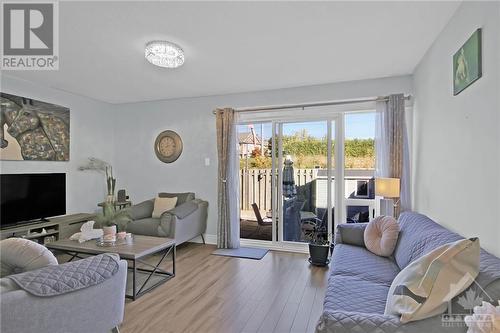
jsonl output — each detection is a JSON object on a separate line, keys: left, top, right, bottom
{"left": 120, "top": 243, "right": 329, "bottom": 333}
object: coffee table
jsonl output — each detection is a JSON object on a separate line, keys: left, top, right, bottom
{"left": 46, "top": 235, "right": 175, "bottom": 300}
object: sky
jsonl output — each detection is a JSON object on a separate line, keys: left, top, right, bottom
{"left": 238, "top": 112, "right": 375, "bottom": 140}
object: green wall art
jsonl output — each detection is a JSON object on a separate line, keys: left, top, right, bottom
{"left": 453, "top": 28, "right": 482, "bottom": 95}
{"left": 0, "top": 93, "right": 70, "bottom": 161}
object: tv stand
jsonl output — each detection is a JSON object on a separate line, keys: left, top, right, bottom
{"left": 0, "top": 213, "right": 95, "bottom": 244}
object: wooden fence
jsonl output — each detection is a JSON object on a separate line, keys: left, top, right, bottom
{"left": 239, "top": 168, "right": 318, "bottom": 211}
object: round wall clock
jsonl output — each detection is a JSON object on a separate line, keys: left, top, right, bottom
{"left": 154, "top": 130, "right": 183, "bottom": 163}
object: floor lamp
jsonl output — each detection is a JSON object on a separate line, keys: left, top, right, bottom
{"left": 375, "top": 178, "right": 400, "bottom": 218}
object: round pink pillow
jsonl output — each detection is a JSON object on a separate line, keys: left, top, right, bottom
{"left": 364, "top": 216, "right": 400, "bottom": 257}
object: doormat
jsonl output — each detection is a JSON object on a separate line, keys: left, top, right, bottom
{"left": 212, "top": 247, "right": 269, "bottom": 260}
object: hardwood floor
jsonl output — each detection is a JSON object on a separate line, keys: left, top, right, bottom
{"left": 120, "top": 243, "right": 329, "bottom": 333}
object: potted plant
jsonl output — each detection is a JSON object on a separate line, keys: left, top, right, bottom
{"left": 306, "top": 225, "right": 330, "bottom": 266}
{"left": 95, "top": 203, "right": 132, "bottom": 233}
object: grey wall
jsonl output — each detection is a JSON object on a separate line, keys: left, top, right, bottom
{"left": 413, "top": 2, "right": 500, "bottom": 256}
{"left": 0, "top": 75, "right": 116, "bottom": 214}
{"left": 113, "top": 75, "right": 413, "bottom": 237}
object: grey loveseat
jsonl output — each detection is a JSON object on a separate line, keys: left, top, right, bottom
{"left": 1, "top": 254, "right": 127, "bottom": 333}
{"left": 126, "top": 192, "right": 208, "bottom": 245}
{"left": 316, "top": 212, "right": 500, "bottom": 333}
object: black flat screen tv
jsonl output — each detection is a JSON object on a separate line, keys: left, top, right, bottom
{"left": 1, "top": 173, "right": 66, "bottom": 228}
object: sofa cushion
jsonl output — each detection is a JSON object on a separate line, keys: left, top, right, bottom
{"left": 129, "top": 199, "right": 154, "bottom": 220}
{"left": 395, "top": 214, "right": 500, "bottom": 298}
{"left": 324, "top": 274, "right": 390, "bottom": 314}
{"left": 152, "top": 196, "right": 177, "bottom": 218}
{"left": 336, "top": 223, "right": 367, "bottom": 247}
{"left": 331, "top": 244, "right": 400, "bottom": 285}
{"left": 126, "top": 218, "right": 160, "bottom": 237}
{"left": 0, "top": 238, "right": 58, "bottom": 277}
{"left": 8, "top": 253, "right": 119, "bottom": 297}
{"left": 385, "top": 238, "right": 481, "bottom": 323}
{"left": 393, "top": 212, "right": 462, "bottom": 269}
{"left": 364, "top": 216, "right": 399, "bottom": 257}
{"left": 169, "top": 201, "right": 198, "bottom": 219}
{"left": 158, "top": 192, "right": 194, "bottom": 206}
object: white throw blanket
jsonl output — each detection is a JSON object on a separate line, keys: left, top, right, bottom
{"left": 70, "top": 221, "right": 103, "bottom": 243}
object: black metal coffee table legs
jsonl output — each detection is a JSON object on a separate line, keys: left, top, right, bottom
{"left": 53, "top": 243, "right": 176, "bottom": 301}
{"left": 127, "top": 244, "right": 175, "bottom": 300}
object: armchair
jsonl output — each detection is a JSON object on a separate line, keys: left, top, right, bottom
{"left": 1, "top": 247, "right": 127, "bottom": 333}
{"left": 126, "top": 192, "right": 208, "bottom": 245}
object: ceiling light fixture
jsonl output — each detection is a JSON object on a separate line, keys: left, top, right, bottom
{"left": 145, "top": 41, "right": 185, "bottom": 68}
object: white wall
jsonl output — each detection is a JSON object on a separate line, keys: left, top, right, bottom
{"left": 413, "top": 2, "right": 500, "bottom": 256}
{"left": 0, "top": 75, "right": 116, "bottom": 214}
{"left": 113, "top": 75, "right": 413, "bottom": 237}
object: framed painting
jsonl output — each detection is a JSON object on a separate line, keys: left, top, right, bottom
{"left": 453, "top": 28, "right": 482, "bottom": 96}
{"left": 0, "top": 93, "right": 70, "bottom": 161}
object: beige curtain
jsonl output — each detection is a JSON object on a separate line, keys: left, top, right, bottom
{"left": 215, "top": 108, "right": 240, "bottom": 249}
{"left": 387, "top": 95, "right": 405, "bottom": 180}
{"left": 375, "top": 94, "right": 411, "bottom": 217}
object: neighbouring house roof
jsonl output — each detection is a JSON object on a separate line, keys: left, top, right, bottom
{"left": 239, "top": 132, "right": 262, "bottom": 145}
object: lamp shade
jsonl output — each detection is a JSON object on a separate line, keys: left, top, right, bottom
{"left": 375, "top": 178, "right": 400, "bottom": 198}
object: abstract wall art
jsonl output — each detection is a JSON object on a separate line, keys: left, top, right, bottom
{"left": 0, "top": 93, "right": 70, "bottom": 161}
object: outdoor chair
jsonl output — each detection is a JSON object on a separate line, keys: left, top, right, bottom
{"left": 251, "top": 203, "right": 273, "bottom": 237}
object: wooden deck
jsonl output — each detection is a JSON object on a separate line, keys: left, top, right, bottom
{"left": 121, "top": 243, "right": 328, "bottom": 333}
{"left": 240, "top": 210, "right": 272, "bottom": 241}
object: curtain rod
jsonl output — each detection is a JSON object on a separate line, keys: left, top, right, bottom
{"left": 212, "top": 95, "right": 411, "bottom": 114}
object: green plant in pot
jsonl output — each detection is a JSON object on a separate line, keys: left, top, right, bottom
{"left": 306, "top": 225, "right": 330, "bottom": 266}
{"left": 95, "top": 202, "right": 132, "bottom": 233}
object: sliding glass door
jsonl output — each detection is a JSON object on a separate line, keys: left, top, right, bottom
{"left": 279, "top": 120, "right": 330, "bottom": 243}
{"left": 343, "top": 112, "right": 377, "bottom": 223}
{"left": 237, "top": 122, "right": 273, "bottom": 242}
{"left": 237, "top": 111, "right": 376, "bottom": 248}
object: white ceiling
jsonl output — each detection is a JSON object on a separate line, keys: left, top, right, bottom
{"left": 4, "top": 1, "right": 461, "bottom": 104}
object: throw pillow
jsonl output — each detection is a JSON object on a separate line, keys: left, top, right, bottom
{"left": 364, "top": 215, "right": 399, "bottom": 257}
{"left": 129, "top": 199, "right": 154, "bottom": 220}
{"left": 152, "top": 196, "right": 177, "bottom": 218}
{"left": 0, "top": 238, "right": 58, "bottom": 277}
{"left": 385, "top": 238, "right": 481, "bottom": 323}
{"left": 336, "top": 223, "right": 367, "bottom": 247}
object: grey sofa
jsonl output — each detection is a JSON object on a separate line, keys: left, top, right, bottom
{"left": 126, "top": 192, "right": 208, "bottom": 245}
{"left": 1, "top": 254, "right": 127, "bottom": 333}
{"left": 316, "top": 212, "right": 500, "bottom": 333}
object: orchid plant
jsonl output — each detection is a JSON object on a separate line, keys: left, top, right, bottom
{"left": 79, "top": 157, "right": 116, "bottom": 201}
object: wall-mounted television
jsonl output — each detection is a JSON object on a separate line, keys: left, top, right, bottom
{"left": 0, "top": 173, "right": 66, "bottom": 228}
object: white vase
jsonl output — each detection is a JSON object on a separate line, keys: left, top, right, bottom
{"left": 103, "top": 225, "right": 117, "bottom": 236}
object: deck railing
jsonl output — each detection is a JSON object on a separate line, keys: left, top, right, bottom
{"left": 239, "top": 168, "right": 318, "bottom": 211}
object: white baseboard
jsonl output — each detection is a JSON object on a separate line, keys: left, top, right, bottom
{"left": 188, "top": 234, "right": 217, "bottom": 245}
{"left": 189, "top": 234, "right": 308, "bottom": 254}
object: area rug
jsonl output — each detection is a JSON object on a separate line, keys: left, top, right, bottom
{"left": 212, "top": 247, "right": 269, "bottom": 260}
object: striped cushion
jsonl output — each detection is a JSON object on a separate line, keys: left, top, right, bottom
{"left": 385, "top": 238, "right": 480, "bottom": 323}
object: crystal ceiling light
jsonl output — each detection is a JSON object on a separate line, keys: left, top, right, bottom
{"left": 145, "top": 41, "right": 185, "bottom": 68}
